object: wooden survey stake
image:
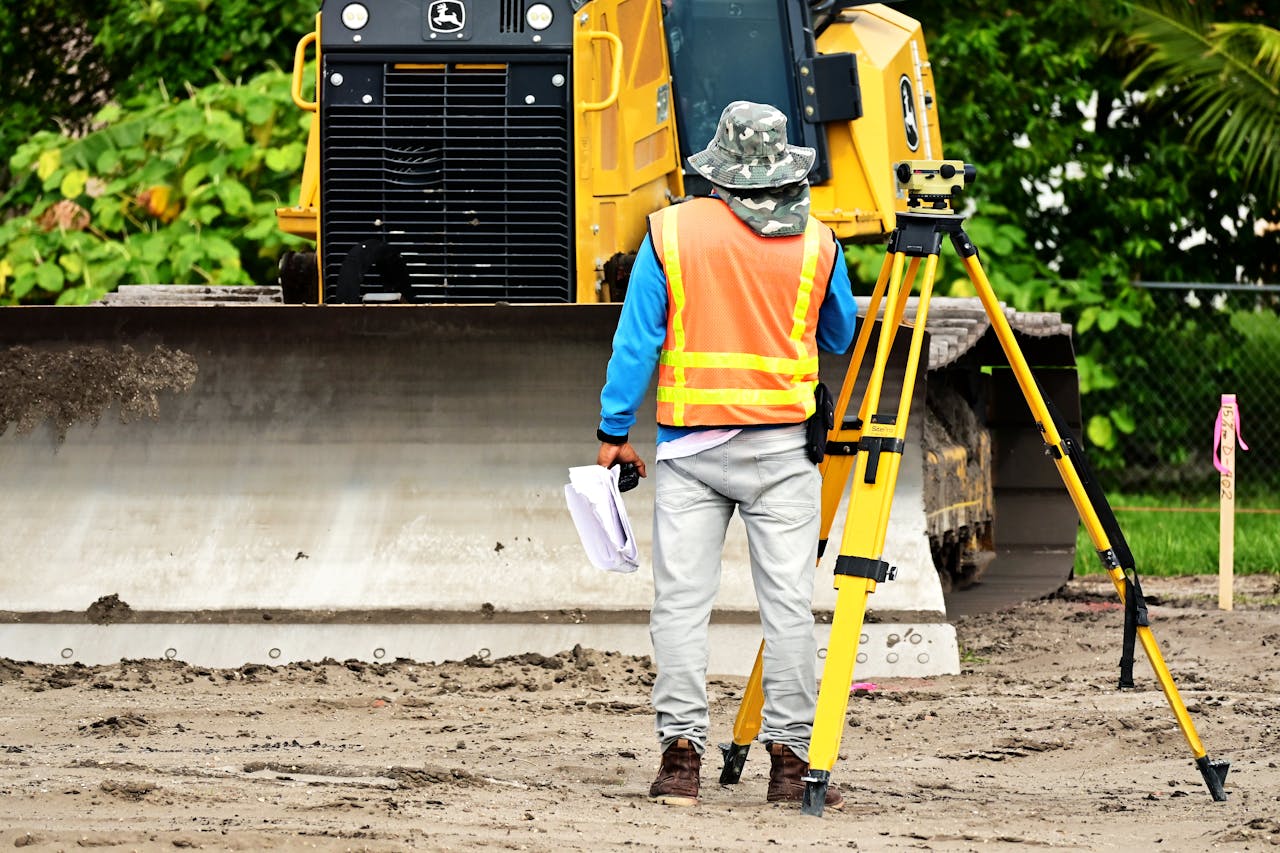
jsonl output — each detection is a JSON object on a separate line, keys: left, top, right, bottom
{"left": 1215, "top": 394, "right": 1248, "bottom": 612}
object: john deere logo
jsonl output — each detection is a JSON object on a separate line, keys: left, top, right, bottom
{"left": 428, "top": 0, "right": 465, "bottom": 33}
{"left": 899, "top": 75, "right": 920, "bottom": 152}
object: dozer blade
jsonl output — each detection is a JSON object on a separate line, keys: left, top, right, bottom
{"left": 0, "top": 295, "right": 1076, "bottom": 671}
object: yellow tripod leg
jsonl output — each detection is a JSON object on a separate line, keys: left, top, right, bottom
{"left": 803, "top": 252, "right": 941, "bottom": 815}
{"left": 718, "top": 640, "right": 766, "bottom": 783}
{"left": 818, "top": 251, "right": 897, "bottom": 548}
{"left": 821, "top": 254, "right": 923, "bottom": 535}
{"left": 960, "top": 249, "right": 1229, "bottom": 801}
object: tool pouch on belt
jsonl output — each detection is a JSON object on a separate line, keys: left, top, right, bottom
{"left": 805, "top": 383, "right": 835, "bottom": 464}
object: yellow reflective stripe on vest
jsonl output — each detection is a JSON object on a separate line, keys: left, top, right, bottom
{"left": 661, "top": 205, "right": 689, "bottom": 425}
{"left": 788, "top": 218, "right": 822, "bottom": 381}
{"left": 660, "top": 350, "right": 819, "bottom": 376}
{"left": 656, "top": 381, "right": 818, "bottom": 407}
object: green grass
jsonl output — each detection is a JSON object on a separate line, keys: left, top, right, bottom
{"left": 1073, "top": 492, "right": 1280, "bottom": 576}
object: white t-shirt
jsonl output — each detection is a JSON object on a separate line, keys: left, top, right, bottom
{"left": 654, "top": 428, "right": 742, "bottom": 462}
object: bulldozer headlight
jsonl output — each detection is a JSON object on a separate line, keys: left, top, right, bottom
{"left": 341, "top": 3, "right": 369, "bottom": 30}
{"left": 526, "top": 3, "right": 553, "bottom": 30}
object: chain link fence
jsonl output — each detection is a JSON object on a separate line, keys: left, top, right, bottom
{"left": 1082, "top": 284, "right": 1280, "bottom": 505}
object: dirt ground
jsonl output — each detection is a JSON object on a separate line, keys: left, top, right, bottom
{"left": 1, "top": 574, "right": 1278, "bottom": 852}
{"left": 0, "top": 344, "right": 196, "bottom": 440}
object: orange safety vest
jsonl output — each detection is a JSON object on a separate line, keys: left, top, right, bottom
{"left": 648, "top": 197, "right": 838, "bottom": 428}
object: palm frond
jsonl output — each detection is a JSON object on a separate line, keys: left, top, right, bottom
{"left": 1121, "top": 1, "right": 1280, "bottom": 204}
{"left": 1215, "top": 22, "right": 1280, "bottom": 82}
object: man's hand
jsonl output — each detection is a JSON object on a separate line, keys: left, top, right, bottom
{"left": 597, "top": 442, "right": 647, "bottom": 479}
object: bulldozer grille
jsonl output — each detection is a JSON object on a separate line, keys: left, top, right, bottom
{"left": 321, "top": 60, "right": 573, "bottom": 303}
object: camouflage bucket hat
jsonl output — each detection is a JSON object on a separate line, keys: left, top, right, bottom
{"left": 688, "top": 101, "right": 816, "bottom": 190}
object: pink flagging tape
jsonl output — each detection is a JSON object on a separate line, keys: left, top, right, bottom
{"left": 1213, "top": 394, "right": 1250, "bottom": 476}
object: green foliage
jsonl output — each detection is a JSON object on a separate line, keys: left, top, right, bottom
{"left": 1123, "top": 2, "right": 1280, "bottom": 206}
{"left": 0, "top": 2, "right": 111, "bottom": 181}
{"left": 0, "top": 70, "right": 308, "bottom": 304}
{"left": 913, "top": 0, "right": 1280, "bottom": 478}
{"left": 96, "top": 0, "right": 315, "bottom": 99}
{"left": 1087, "top": 292, "right": 1237, "bottom": 464}
{"left": 1069, "top": 288, "right": 1280, "bottom": 499}
{"left": 0, "top": 0, "right": 313, "bottom": 188}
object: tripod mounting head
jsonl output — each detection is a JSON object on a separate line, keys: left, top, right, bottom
{"left": 893, "top": 160, "right": 977, "bottom": 215}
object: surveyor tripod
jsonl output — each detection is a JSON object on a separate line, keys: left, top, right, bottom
{"left": 718, "top": 161, "right": 1230, "bottom": 816}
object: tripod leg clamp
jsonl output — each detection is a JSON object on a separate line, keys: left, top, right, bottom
{"left": 858, "top": 436, "right": 905, "bottom": 484}
{"left": 835, "top": 555, "right": 896, "bottom": 583}
{"left": 825, "top": 439, "right": 858, "bottom": 456}
{"left": 825, "top": 418, "right": 863, "bottom": 458}
{"left": 1118, "top": 569, "right": 1150, "bottom": 689}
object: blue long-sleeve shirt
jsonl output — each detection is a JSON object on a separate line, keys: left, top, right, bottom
{"left": 599, "top": 230, "right": 858, "bottom": 444}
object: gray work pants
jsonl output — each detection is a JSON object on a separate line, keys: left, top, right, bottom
{"left": 650, "top": 424, "right": 820, "bottom": 761}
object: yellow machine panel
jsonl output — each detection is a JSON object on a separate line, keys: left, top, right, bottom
{"left": 572, "top": 0, "right": 684, "bottom": 302}
{"left": 811, "top": 5, "right": 944, "bottom": 242}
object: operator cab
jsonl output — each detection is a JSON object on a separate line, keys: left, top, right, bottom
{"left": 663, "top": 0, "right": 851, "bottom": 192}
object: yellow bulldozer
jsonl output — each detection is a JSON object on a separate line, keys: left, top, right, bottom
{"left": 0, "top": 0, "right": 1079, "bottom": 674}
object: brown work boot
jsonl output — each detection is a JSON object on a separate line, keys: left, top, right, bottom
{"left": 649, "top": 738, "right": 701, "bottom": 806}
{"left": 766, "top": 742, "right": 844, "bottom": 810}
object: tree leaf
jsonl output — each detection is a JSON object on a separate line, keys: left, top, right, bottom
{"left": 244, "top": 95, "right": 275, "bottom": 126}
{"left": 35, "top": 262, "right": 65, "bottom": 293}
{"left": 36, "top": 149, "right": 62, "bottom": 181}
{"left": 1112, "top": 407, "right": 1137, "bottom": 434}
{"left": 96, "top": 148, "right": 122, "bottom": 174}
{"left": 215, "top": 180, "right": 254, "bottom": 216}
{"left": 1086, "top": 415, "right": 1115, "bottom": 449}
{"left": 59, "top": 253, "right": 84, "bottom": 281}
{"left": 60, "top": 169, "right": 89, "bottom": 199}
{"left": 264, "top": 143, "right": 304, "bottom": 173}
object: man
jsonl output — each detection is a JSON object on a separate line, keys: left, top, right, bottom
{"left": 595, "top": 101, "right": 857, "bottom": 808}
